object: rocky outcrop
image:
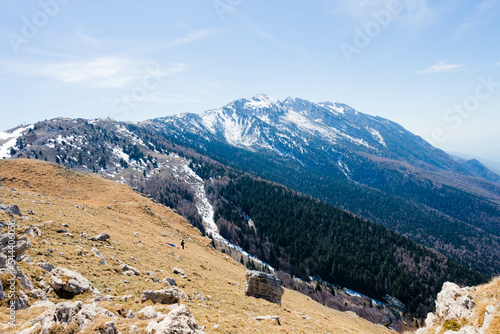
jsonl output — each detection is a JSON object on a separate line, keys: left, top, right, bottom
{"left": 145, "top": 304, "right": 205, "bottom": 334}
{"left": 76, "top": 303, "right": 118, "bottom": 329}
{"left": 244, "top": 270, "right": 284, "bottom": 305}
{"left": 49, "top": 267, "right": 93, "bottom": 297}
{"left": 0, "top": 233, "right": 32, "bottom": 262}
{"left": 141, "top": 288, "right": 180, "bottom": 304}
{"left": 0, "top": 233, "right": 34, "bottom": 292}
{"left": 416, "top": 281, "right": 499, "bottom": 334}
{"left": 25, "top": 300, "right": 117, "bottom": 333}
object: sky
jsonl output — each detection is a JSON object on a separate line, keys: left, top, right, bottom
{"left": 0, "top": 0, "right": 499, "bottom": 161}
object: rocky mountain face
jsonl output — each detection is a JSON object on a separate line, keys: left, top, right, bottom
{"left": 145, "top": 95, "right": 500, "bottom": 277}
{"left": 0, "top": 159, "right": 395, "bottom": 334}
{"left": 415, "top": 278, "right": 500, "bottom": 334}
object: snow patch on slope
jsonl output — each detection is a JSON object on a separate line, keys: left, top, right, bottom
{"left": 181, "top": 160, "right": 274, "bottom": 271}
{"left": 0, "top": 125, "right": 34, "bottom": 159}
{"left": 367, "top": 127, "right": 386, "bottom": 147}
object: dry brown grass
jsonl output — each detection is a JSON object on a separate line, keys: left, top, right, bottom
{"left": 0, "top": 159, "right": 393, "bottom": 333}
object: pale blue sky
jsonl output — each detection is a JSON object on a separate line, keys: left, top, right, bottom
{"left": 0, "top": 0, "right": 499, "bottom": 161}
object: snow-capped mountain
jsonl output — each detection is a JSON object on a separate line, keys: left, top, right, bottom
{"left": 152, "top": 94, "right": 497, "bottom": 187}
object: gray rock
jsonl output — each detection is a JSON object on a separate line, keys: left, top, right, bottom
{"left": 126, "top": 309, "right": 136, "bottom": 319}
{"left": 8, "top": 290, "right": 29, "bottom": 310}
{"left": 145, "top": 304, "right": 205, "bottom": 334}
{"left": 0, "top": 260, "right": 34, "bottom": 290}
{"left": 121, "top": 263, "right": 140, "bottom": 275}
{"left": 49, "top": 267, "right": 92, "bottom": 296}
{"left": 31, "top": 300, "right": 83, "bottom": 333}
{"left": 8, "top": 204, "right": 22, "bottom": 216}
{"left": 101, "top": 321, "right": 117, "bottom": 334}
{"left": 137, "top": 305, "right": 158, "bottom": 319}
{"left": 141, "top": 288, "right": 180, "bottom": 304}
{"left": 253, "top": 315, "right": 281, "bottom": 325}
{"left": 56, "top": 229, "right": 68, "bottom": 233}
{"left": 25, "top": 226, "right": 42, "bottom": 237}
{"left": 244, "top": 270, "right": 284, "bottom": 305}
{"left": 91, "top": 247, "right": 106, "bottom": 265}
{"left": 90, "top": 232, "right": 110, "bottom": 242}
{"left": 76, "top": 303, "right": 117, "bottom": 329}
{"left": 162, "top": 277, "right": 177, "bottom": 286}
{"left": 0, "top": 204, "right": 6, "bottom": 210}
{"left": 30, "top": 288, "right": 48, "bottom": 300}
{"left": 0, "top": 233, "right": 32, "bottom": 261}
{"left": 38, "top": 262, "right": 55, "bottom": 272}
{"left": 172, "top": 267, "right": 187, "bottom": 278}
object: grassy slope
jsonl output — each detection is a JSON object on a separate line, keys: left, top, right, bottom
{"left": 0, "top": 159, "right": 392, "bottom": 334}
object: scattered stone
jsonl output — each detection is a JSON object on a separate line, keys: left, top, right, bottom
{"left": 141, "top": 289, "right": 180, "bottom": 304}
{"left": 137, "top": 305, "right": 158, "bottom": 319}
{"left": 172, "top": 267, "right": 187, "bottom": 278}
{"left": 0, "top": 204, "right": 6, "bottom": 211}
{"left": 77, "top": 303, "right": 117, "bottom": 329}
{"left": 126, "top": 309, "right": 136, "bottom": 319}
{"left": 56, "top": 229, "right": 68, "bottom": 233}
{"left": 38, "top": 261, "right": 55, "bottom": 272}
{"left": 244, "top": 270, "right": 284, "bottom": 305}
{"left": 122, "top": 295, "right": 134, "bottom": 302}
{"left": 253, "top": 315, "right": 281, "bottom": 325}
{"left": 101, "top": 321, "right": 117, "bottom": 334}
{"left": 145, "top": 304, "right": 205, "bottom": 334}
{"left": 90, "top": 232, "right": 110, "bottom": 242}
{"left": 80, "top": 232, "right": 88, "bottom": 238}
{"left": 93, "top": 295, "right": 115, "bottom": 302}
{"left": 30, "top": 289, "right": 48, "bottom": 301}
{"left": 146, "top": 271, "right": 158, "bottom": 279}
{"left": 61, "top": 223, "right": 69, "bottom": 227}
{"left": 8, "top": 204, "right": 22, "bottom": 216}
{"left": 162, "top": 277, "right": 177, "bottom": 286}
{"left": 24, "top": 226, "right": 42, "bottom": 237}
{"left": 91, "top": 247, "right": 106, "bottom": 265}
{"left": 121, "top": 263, "right": 140, "bottom": 275}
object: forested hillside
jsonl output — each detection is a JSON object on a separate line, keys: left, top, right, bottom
{"left": 190, "top": 163, "right": 486, "bottom": 316}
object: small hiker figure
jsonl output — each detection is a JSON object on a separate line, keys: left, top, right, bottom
{"left": 181, "top": 240, "right": 185, "bottom": 249}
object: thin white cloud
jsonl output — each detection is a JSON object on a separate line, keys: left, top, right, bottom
{"left": 418, "top": 61, "right": 466, "bottom": 74}
{"left": 41, "top": 57, "right": 133, "bottom": 88}
{"left": 0, "top": 57, "right": 188, "bottom": 88}
{"left": 168, "top": 29, "right": 221, "bottom": 47}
